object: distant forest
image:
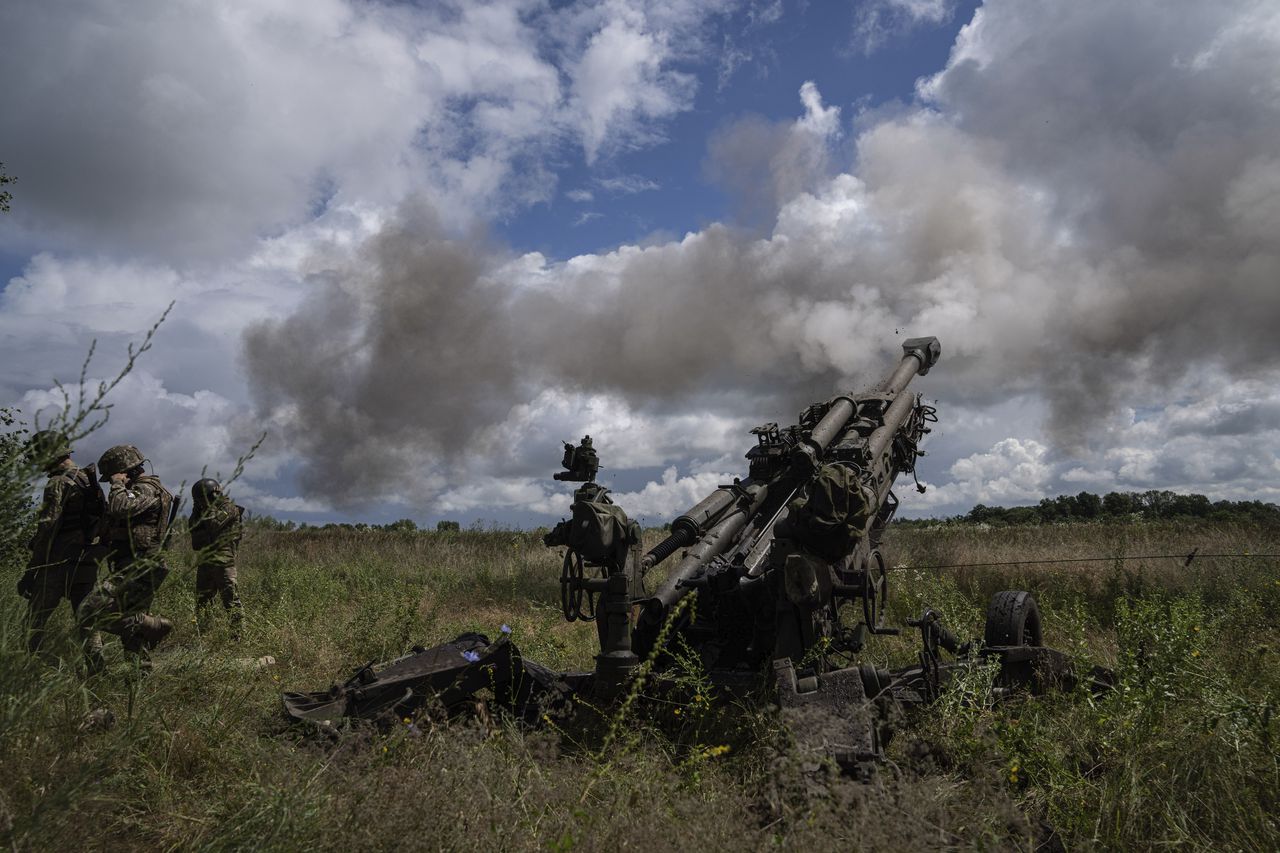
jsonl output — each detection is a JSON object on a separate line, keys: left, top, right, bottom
{"left": 895, "top": 490, "right": 1280, "bottom": 527}
{"left": 244, "top": 489, "right": 1280, "bottom": 533}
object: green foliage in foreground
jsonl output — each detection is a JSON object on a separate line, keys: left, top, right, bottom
{"left": 1, "top": 523, "right": 1277, "bottom": 851}
{"left": 0, "top": 408, "right": 35, "bottom": 579}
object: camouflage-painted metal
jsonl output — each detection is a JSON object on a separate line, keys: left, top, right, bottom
{"left": 283, "top": 633, "right": 577, "bottom": 732}
{"left": 553, "top": 435, "right": 599, "bottom": 483}
{"left": 286, "top": 337, "right": 1092, "bottom": 776}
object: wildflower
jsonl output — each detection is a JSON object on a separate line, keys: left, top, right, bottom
{"left": 1192, "top": 625, "right": 1200, "bottom": 633}
{"left": 673, "top": 707, "right": 681, "bottom": 716}
{"left": 403, "top": 717, "right": 412, "bottom": 725}
{"left": 1008, "top": 762, "right": 1020, "bottom": 784}
{"left": 1191, "top": 650, "right": 1200, "bottom": 657}
{"left": 701, "top": 745, "right": 730, "bottom": 759}
{"left": 501, "top": 624, "right": 512, "bottom": 635}
{"left": 462, "top": 650, "right": 481, "bottom": 663}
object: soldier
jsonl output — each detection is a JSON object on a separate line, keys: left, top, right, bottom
{"left": 17, "top": 430, "right": 105, "bottom": 668}
{"left": 78, "top": 444, "right": 175, "bottom": 665}
{"left": 189, "top": 478, "right": 244, "bottom": 636}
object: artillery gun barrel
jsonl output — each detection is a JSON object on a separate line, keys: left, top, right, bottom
{"left": 867, "top": 384, "right": 921, "bottom": 462}
{"left": 873, "top": 336, "right": 940, "bottom": 397}
{"left": 862, "top": 336, "right": 940, "bottom": 500}
{"left": 868, "top": 339, "right": 940, "bottom": 459}
{"left": 792, "top": 338, "right": 939, "bottom": 474}
{"left": 640, "top": 337, "right": 939, "bottom": 619}
{"left": 877, "top": 354, "right": 923, "bottom": 395}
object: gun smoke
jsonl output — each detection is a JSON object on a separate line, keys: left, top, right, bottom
{"left": 245, "top": 0, "right": 1280, "bottom": 509}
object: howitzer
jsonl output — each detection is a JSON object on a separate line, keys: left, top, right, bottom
{"left": 627, "top": 336, "right": 943, "bottom": 668}
{"left": 285, "top": 337, "right": 1085, "bottom": 777}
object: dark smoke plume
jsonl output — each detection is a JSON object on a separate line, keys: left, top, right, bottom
{"left": 245, "top": 0, "right": 1280, "bottom": 508}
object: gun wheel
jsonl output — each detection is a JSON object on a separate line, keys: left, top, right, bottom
{"left": 984, "top": 590, "right": 1043, "bottom": 647}
{"left": 555, "top": 548, "right": 593, "bottom": 622}
{"left": 861, "top": 550, "right": 888, "bottom": 630}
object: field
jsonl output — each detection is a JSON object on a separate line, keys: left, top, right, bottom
{"left": 1, "top": 520, "right": 1277, "bottom": 851}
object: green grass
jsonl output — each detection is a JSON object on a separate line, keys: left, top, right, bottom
{"left": 2, "top": 522, "right": 1277, "bottom": 850}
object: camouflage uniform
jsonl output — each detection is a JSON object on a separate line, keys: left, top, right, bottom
{"left": 78, "top": 447, "right": 175, "bottom": 659}
{"left": 190, "top": 489, "right": 244, "bottom": 633}
{"left": 23, "top": 460, "right": 105, "bottom": 661}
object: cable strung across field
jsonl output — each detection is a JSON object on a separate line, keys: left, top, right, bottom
{"left": 898, "top": 550, "right": 1280, "bottom": 571}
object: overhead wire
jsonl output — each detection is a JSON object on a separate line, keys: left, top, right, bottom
{"left": 896, "top": 550, "right": 1280, "bottom": 572}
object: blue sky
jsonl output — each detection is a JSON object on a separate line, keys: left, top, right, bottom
{"left": 1, "top": 0, "right": 1278, "bottom": 528}
{"left": 499, "top": 1, "right": 980, "bottom": 259}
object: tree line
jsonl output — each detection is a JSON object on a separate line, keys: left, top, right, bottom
{"left": 243, "top": 490, "right": 1280, "bottom": 533}
{"left": 246, "top": 517, "right": 464, "bottom": 533}
{"left": 897, "top": 490, "right": 1280, "bottom": 527}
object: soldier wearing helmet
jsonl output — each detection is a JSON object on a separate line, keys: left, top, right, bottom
{"left": 18, "top": 430, "right": 106, "bottom": 668}
{"left": 77, "top": 444, "right": 176, "bottom": 663}
{"left": 189, "top": 478, "right": 245, "bottom": 636}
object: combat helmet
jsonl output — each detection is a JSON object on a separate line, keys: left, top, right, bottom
{"left": 28, "top": 430, "right": 72, "bottom": 467}
{"left": 193, "top": 478, "right": 221, "bottom": 504}
{"left": 98, "top": 444, "right": 146, "bottom": 478}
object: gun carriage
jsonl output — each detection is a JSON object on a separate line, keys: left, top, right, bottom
{"left": 285, "top": 337, "right": 1076, "bottom": 777}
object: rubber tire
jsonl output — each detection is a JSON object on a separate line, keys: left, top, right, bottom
{"left": 984, "top": 590, "right": 1043, "bottom": 648}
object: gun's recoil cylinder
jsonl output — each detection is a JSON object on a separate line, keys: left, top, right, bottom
{"left": 641, "top": 530, "right": 692, "bottom": 572}
{"left": 792, "top": 396, "right": 856, "bottom": 472}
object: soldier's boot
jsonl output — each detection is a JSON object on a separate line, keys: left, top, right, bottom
{"left": 83, "top": 631, "right": 106, "bottom": 677}
{"left": 25, "top": 598, "right": 56, "bottom": 657}
{"left": 195, "top": 603, "right": 212, "bottom": 636}
{"left": 134, "top": 614, "right": 174, "bottom": 650}
{"left": 120, "top": 614, "right": 173, "bottom": 654}
{"left": 224, "top": 588, "right": 244, "bottom": 641}
{"left": 195, "top": 588, "right": 216, "bottom": 635}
